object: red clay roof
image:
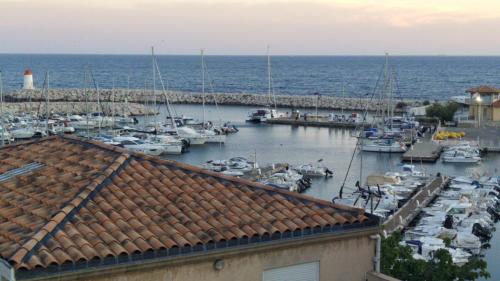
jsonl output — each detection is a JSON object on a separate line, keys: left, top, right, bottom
{"left": 0, "top": 136, "right": 376, "bottom": 275}
{"left": 493, "top": 99, "right": 500, "bottom": 108}
{"left": 466, "top": 85, "right": 500, "bottom": 94}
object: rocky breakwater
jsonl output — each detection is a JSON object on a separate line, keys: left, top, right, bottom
{"left": 6, "top": 88, "right": 423, "bottom": 112}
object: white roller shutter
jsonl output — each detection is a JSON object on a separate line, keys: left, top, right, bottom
{"left": 263, "top": 261, "right": 319, "bottom": 281}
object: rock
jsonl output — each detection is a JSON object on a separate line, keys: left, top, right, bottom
{"left": 5, "top": 88, "right": 420, "bottom": 112}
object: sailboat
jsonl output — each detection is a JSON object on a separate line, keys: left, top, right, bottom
{"left": 246, "top": 46, "right": 280, "bottom": 123}
{"left": 197, "top": 49, "right": 226, "bottom": 143}
{"left": 361, "top": 54, "right": 406, "bottom": 153}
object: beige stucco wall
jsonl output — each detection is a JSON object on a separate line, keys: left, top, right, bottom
{"left": 493, "top": 108, "right": 500, "bottom": 121}
{"left": 61, "top": 235, "right": 375, "bottom": 281}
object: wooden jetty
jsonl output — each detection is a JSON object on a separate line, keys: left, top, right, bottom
{"left": 401, "top": 141, "right": 442, "bottom": 162}
{"left": 266, "top": 117, "right": 368, "bottom": 129}
{"left": 382, "top": 176, "right": 447, "bottom": 235}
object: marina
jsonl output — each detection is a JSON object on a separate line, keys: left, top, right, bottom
{"left": 1, "top": 60, "right": 500, "bottom": 280}
{"left": 2, "top": 0, "right": 500, "bottom": 279}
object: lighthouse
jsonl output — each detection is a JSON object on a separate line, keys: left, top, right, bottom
{"left": 23, "top": 69, "right": 34, "bottom": 90}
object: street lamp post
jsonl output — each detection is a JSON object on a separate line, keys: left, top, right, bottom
{"left": 475, "top": 95, "right": 482, "bottom": 128}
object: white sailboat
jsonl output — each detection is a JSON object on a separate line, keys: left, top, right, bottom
{"left": 246, "top": 46, "right": 280, "bottom": 122}
{"left": 199, "top": 49, "right": 225, "bottom": 143}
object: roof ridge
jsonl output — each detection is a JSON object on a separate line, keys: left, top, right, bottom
{"left": 133, "top": 154, "right": 363, "bottom": 214}
{"left": 52, "top": 136, "right": 362, "bottom": 213}
{"left": 8, "top": 147, "right": 131, "bottom": 266}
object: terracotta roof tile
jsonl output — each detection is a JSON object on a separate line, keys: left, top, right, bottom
{"left": 0, "top": 136, "right": 377, "bottom": 274}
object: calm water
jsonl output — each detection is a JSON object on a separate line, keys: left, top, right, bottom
{"left": 152, "top": 104, "right": 500, "bottom": 279}
{"left": 1, "top": 54, "right": 500, "bottom": 99}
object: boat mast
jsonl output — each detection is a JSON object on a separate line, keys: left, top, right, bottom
{"left": 267, "top": 45, "right": 277, "bottom": 110}
{"left": 84, "top": 69, "right": 90, "bottom": 139}
{"left": 201, "top": 49, "right": 206, "bottom": 129}
{"left": 341, "top": 79, "right": 345, "bottom": 116}
{"left": 111, "top": 77, "right": 116, "bottom": 132}
{"left": 152, "top": 47, "right": 178, "bottom": 133}
{"left": 44, "top": 71, "right": 50, "bottom": 136}
{"left": 152, "top": 46, "right": 158, "bottom": 133}
{"left": 0, "top": 70, "right": 5, "bottom": 146}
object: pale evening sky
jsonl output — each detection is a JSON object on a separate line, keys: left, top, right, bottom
{"left": 1, "top": 0, "right": 500, "bottom": 55}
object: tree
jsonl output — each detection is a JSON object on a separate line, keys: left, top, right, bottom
{"left": 425, "top": 102, "right": 460, "bottom": 122}
{"left": 423, "top": 100, "right": 431, "bottom": 106}
{"left": 381, "top": 233, "right": 490, "bottom": 281}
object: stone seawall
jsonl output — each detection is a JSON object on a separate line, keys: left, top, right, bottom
{"left": 6, "top": 88, "right": 424, "bottom": 112}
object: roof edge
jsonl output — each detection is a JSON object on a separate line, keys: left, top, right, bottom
{"left": 16, "top": 221, "right": 380, "bottom": 281}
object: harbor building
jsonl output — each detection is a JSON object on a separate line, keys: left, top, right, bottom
{"left": 466, "top": 85, "right": 500, "bottom": 124}
{"left": 0, "top": 136, "right": 380, "bottom": 281}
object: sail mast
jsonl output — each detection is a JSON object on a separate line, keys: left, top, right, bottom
{"left": 152, "top": 46, "right": 158, "bottom": 133}
{"left": 0, "top": 71, "right": 5, "bottom": 146}
{"left": 44, "top": 71, "right": 50, "bottom": 136}
{"left": 201, "top": 49, "right": 206, "bottom": 128}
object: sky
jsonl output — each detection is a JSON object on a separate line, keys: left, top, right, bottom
{"left": 1, "top": 0, "right": 500, "bottom": 55}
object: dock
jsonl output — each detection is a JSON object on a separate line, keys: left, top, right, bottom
{"left": 382, "top": 176, "right": 447, "bottom": 235}
{"left": 401, "top": 141, "right": 442, "bottom": 162}
{"left": 266, "top": 117, "right": 368, "bottom": 129}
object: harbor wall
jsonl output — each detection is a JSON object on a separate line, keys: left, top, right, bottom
{"left": 5, "top": 89, "right": 424, "bottom": 112}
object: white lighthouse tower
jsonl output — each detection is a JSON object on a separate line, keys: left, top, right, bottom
{"left": 23, "top": 69, "right": 34, "bottom": 90}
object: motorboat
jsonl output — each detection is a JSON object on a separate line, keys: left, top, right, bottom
{"left": 113, "top": 136, "right": 166, "bottom": 156}
{"left": 293, "top": 163, "right": 333, "bottom": 178}
{"left": 10, "top": 126, "right": 37, "bottom": 139}
{"left": 361, "top": 138, "right": 407, "bottom": 153}
{"left": 68, "top": 115, "right": 97, "bottom": 130}
{"left": 198, "top": 129, "right": 226, "bottom": 143}
{"left": 246, "top": 108, "right": 277, "bottom": 123}
{"left": 442, "top": 150, "right": 481, "bottom": 163}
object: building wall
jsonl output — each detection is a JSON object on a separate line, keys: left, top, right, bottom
{"left": 65, "top": 235, "right": 375, "bottom": 281}
{"left": 493, "top": 108, "right": 500, "bottom": 122}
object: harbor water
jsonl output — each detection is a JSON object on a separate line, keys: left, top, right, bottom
{"left": 149, "top": 103, "right": 500, "bottom": 279}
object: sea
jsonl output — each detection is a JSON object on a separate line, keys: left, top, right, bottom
{"left": 1, "top": 54, "right": 500, "bottom": 100}
{"left": 2, "top": 54, "right": 500, "bottom": 279}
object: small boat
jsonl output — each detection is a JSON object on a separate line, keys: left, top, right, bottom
{"left": 442, "top": 150, "right": 481, "bottom": 163}
{"left": 293, "top": 163, "right": 333, "bottom": 178}
{"left": 361, "top": 138, "right": 407, "bottom": 153}
{"left": 113, "top": 136, "right": 166, "bottom": 156}
{"left": 246, "top": 108, "right": 276, "bottom": 123}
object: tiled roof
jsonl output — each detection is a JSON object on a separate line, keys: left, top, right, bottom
{"left": 466, "top": 85, "right": 500, "bottom": 94}
{"left": 0, "top": 136, "right": 377, "bottom": 277}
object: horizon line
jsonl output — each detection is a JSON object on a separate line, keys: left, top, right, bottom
{"left": 2, "top": 52, "right": 500, "bottom": 57}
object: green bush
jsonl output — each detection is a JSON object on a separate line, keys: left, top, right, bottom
{"left": 425, "top": 102, "right": 460, "bottom": 122}
{"left": 381, "top": 233, "right": 489, "bottom": 281}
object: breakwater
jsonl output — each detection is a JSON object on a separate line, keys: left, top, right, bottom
{"left": 6, "top": 88, "right": 424, "bottom": 112}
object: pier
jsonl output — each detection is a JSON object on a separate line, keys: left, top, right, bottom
{"left": 382, "top": 176, "right": 447, "bottom": 235}
{"left": 401, "top": 141, "right": 442, "bottom": 162}
{"left": 266, "top": 117, "right": 368, "bottom": 128}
